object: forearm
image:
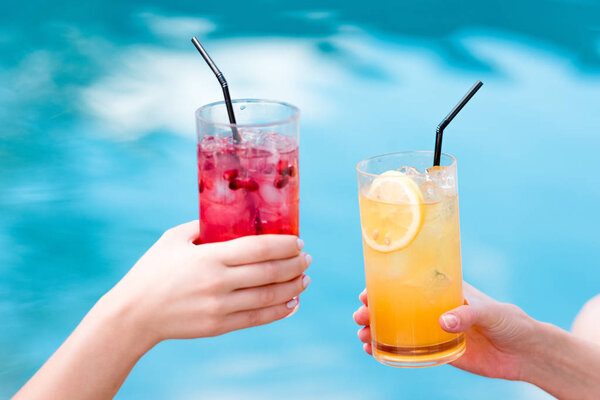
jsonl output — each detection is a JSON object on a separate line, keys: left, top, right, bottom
{"left": 13, "top": 291, "right": 156, "bottom": 400}
{"left": 522, "top": 321, "right": 600, "bottom": 400}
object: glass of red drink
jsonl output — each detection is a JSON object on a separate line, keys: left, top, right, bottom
{"left": 195, "top": 99, "right": 300, "bottom": 244}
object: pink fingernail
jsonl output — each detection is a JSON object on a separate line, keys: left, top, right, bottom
{"left": 286, "top": 299, "right": 298, "bottom": 309}
{"left": 305, "top": 254, "right": 312, "bottom": 266}
{"left": 363, "top": 343, "right": 370, "bottom": 353}
{"left": 442, "top": 314, "right": 458, "bottom": 330}
{"left": 297, "top": 238, "right": 304, "bottom": 250}
{"left": 302, "top": 275, "right": 310, "bottom": 288}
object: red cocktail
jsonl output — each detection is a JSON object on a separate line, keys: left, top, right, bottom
{"left": 195, "top": 100, "right": 300, "bottom": 243}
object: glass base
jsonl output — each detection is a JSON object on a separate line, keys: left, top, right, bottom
{"left": 372, "top": 335, "right": 466, "bottom": 368}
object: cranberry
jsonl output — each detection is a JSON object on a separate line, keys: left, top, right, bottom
{"left": 241, "top": 178, "right": 259, "bottom": 191}
{"left": 277, "top": 160, "right": 296, "bottom": 177}
{"left": 198, "top": 180, "right": 205, "bottom": 193}
{"left": 223, "top": 169, "right": 239, "bottom": 181}
{"left": 287, "top": 165, "right": 297, "bottom": 177}
{"left": 229, "top": 179, "right": 242, "bottom": 190}
{"left": 203, "top": 161, "right": 215, "bottom": 171}
{"left": 229, "top": 177, "right": 259, "bottom": 191}
{"left": 274, "top": 176, "right": 289, "bottom": 188}
{"left": 277, "top": 159, "right": 287, "bottom": 174}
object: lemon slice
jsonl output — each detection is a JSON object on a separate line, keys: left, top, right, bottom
{"left": 360, "top": 171, "right": 424, "bottom": 252}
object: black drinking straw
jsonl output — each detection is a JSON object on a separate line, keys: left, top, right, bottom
{"left": 191, "top": 37, "right": 242, "bottom": 143}
{"left": 433, "top": 80, "right": 483, "bottom": 166}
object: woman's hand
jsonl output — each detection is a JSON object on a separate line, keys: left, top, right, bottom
{"left": 353, "top": 282, "right": 538, "bottom": 381}
{"left": 353, "top": 282, "right": 600, "bottom": 399}
{"left": 104, "top": 220, "right": 312, "bottom": 346}
{"left": 14, "top": 221, "right": 311, "bottom": 400}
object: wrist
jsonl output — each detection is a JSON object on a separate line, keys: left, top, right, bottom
{"left": 519, "top": 320, "right": 600, "bottom": 400}
{"left": 518, "top": 320, "right": 560, "bottom": 383}
{"left": 91, "top": 288, "right": 159, "bottom": 357}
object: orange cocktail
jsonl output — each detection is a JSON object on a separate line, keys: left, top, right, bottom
{"left": 357, "top": 151, "right": 465, "bottom": 367}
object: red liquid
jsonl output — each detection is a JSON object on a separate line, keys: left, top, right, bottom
{"left": 197, "top": 132, "right": 299, "bottom": 243}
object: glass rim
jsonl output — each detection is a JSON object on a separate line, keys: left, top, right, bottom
{"left": 356, "top": 150, "right": 457, "bottom": 178}
{"left": 195, "top": 98, "right": 300, "bottom": 129}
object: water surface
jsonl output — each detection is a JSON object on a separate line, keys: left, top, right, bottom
{"left": 2, "top": 1, "right": 600, "bottom": 398}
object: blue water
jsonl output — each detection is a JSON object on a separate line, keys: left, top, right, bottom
{"left": 2, "top": 1, "right": 600, "bottom": 399}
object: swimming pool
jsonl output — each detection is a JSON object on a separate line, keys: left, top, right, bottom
{"left": 2, "top": 1, "right": 600, "bottom": 398}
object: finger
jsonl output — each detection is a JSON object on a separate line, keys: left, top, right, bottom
{"left": 162, "top": 220, "right": 199, "bottom": 242}
{"left": 353, "top": 305, "right": 370, "bottom": 326}
{"left": 440, "top": 305, "right": 472, "bottom": 333}
{"left": 359, "top": 289, "right": 368, "bottom": 306}
{"left": 214, "top": 235, "right": 303, "bottom": 265}
{"left": 363, "top": 343, "right": 373, "bottom": 356}
{"left": 223, "top": 301, "right": 299, "bottom": 333}
{"left": 440, "top": 303, "right": 500, "bottom": 333}
{"left": 285, "top": 298, "right": 300, "bottom": 318}
{"left": 225, "top": 274, "right": 310, "bottom": 312}
{"left": 226, "top": 253, "right": 311, "bottom": 290}
{"left": 357, "top": 326, "right": 371, "bottom": 343}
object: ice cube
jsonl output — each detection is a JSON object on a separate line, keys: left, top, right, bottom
{"left": 441, "top": 175, "right": 456, "bottom": 191}
{"left": 420, "top": 180, "right": 443, "bottom": 203}
{"left": 433, "top": 269, "right": 450, "bottom": 283}
{"left": 398, "top": 166, "right": 422, "bottom": 176}
{"left": 425, "top": 166, "right": 456, "bottom": 194}
{"left": 212, "top": 180, "right": 238, "bottom": 204}
{"left": 395, "top": 166, "right": 425, "bottom": 186}
{"left": 259, "top": 182, "right": 284, "bottom": 204}
{"left": 440, "top": 195, "right": 458, "bottom": 220}
{"left": 239, "top": 128, "right": 266, "bottom": 145}
{"left": 427, "top": 269, "right": 451, "bottom": 290}
{"left": 262, "top": 132, "right": 297, "bottom": 152}
{"left": 403, "top": 268, "right": 453, "bottom": 289}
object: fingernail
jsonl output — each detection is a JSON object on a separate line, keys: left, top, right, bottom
{"left": 363, "top": 343, "right": 371, "bottom": 354}
{"left": 297, "top": 238, "right": 304, "bottom": 251}
{"left": 302, "top": 275, "right": 311, "bottom": 288}
{"left": 286, "top": 298, "right": 298, "bottom": 309}
{"left": 305, "top": 254, "right": 312, "bottom": 266}
{"left": 442, "top": 314, "right": 458, "bottom": 330}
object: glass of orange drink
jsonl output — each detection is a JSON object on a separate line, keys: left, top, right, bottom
{"left": 356, "top": 151, "right": 465, "bottom": 367}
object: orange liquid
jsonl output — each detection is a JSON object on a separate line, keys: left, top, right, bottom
{"left": 359, "top": 192, "right": 465, "bottom": 367}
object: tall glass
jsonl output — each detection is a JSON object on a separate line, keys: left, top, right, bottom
{"left": 356, "top": 151, "right": 465, "bottom": 367}
{"left": 195, "top": 99, "right": 300, "bottom": 243}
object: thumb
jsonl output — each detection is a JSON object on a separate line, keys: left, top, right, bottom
{"left": 439, "top": 304, "right": 497, "bottom": 333}
{"left": 163, "top": 220, "right": 200, "bottom": 243}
